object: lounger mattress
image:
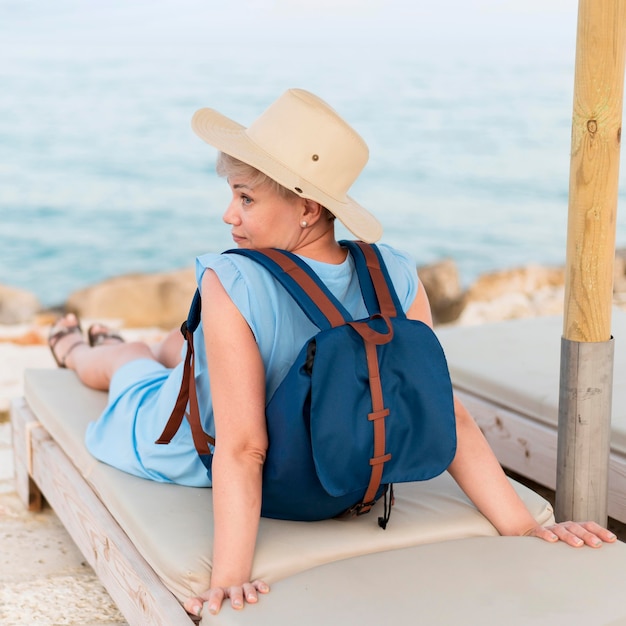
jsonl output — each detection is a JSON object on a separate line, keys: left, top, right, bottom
{"left": 23, "top": 368, "right": 554, "bottom": 602}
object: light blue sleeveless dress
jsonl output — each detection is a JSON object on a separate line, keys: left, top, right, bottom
{"left": 85, "top": 244, "right": 418, "bottom": 487}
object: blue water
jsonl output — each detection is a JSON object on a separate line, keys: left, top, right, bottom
{"left": 2, "top": 0, "right": 626, "bottom": 307}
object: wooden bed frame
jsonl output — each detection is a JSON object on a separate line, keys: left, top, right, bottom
{"left": 11, "top": 364, "right": 626, "bottom": 626}
{"left": 11, "top": 396, "right": 194, "bottom": 626}
{"left": 436, "top": 309, "right": 626, "bottom": 524}
{"left": 456, "top": 389, "right": 626, "bottom": 522}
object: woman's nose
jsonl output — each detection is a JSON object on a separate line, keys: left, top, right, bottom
{"left": 222, "top": 201, "right": 239, "bottom": 225}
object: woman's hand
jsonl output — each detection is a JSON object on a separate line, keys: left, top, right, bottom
{"left": 184, "top": 580, "right": 270, "bottom": 617}
{"left": 524, "top": 520, "right": 617, "bottom": 547}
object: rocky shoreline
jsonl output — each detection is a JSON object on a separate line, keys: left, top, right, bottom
{"left": 2, "top": 251, "right": 626, "bottom": 335}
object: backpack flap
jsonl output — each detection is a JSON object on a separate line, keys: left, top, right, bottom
{"left": 308, "top": 316, "right": 457, "bottom": 497}
{"left": 260, "top": 335, "right": 370, "bottom": 520}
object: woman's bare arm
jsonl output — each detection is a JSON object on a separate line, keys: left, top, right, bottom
{"left": 184, "top": 269, "right": 270, "bottom": 616}
{"left": 406, "top": 273, "right": 616, "bottom": 546}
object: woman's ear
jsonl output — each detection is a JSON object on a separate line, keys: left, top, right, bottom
{"left": 301, "top": 199, "right": 324, "bottom": 225}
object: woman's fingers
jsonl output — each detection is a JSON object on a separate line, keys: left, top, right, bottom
{"left": 536, "top": 521, "right": 617, "bottom": 548}
{"left": 242, "top": 580, "right": 271, "bottom": 604}
{"left": 577, "top": 521, "right": 618, "bottom": 543}
{"left": 554, "top": 521, "right": 617, "bottom": 547}
{"left": 525, "top": 525, "right": 559, "bottom": 543}
{"left": 183, "top": 593, "right": 211, "bottom": 617}
{"left": 184, "top": 580, "right": 270, "bottom": 617}
{"left": 183, "top": 588, "right": 226, "bottom": 617}
{"left": 551, "top": 522, "right": 592, "bottom": 547}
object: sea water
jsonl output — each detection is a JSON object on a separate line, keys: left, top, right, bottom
{"left": 2, "top": 0, "right": 626, "bottom": 307}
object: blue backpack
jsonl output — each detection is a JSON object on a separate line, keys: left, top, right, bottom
{"left": 157, "top": 241, "right": 457, "bottom": 527}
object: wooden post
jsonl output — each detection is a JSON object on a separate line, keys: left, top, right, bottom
{"left": 555, "top": 0, "right": 626, "bottom": 524}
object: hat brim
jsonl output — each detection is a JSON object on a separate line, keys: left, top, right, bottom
{"left": 191, "top": 108, "right": 383, "bottom": 243}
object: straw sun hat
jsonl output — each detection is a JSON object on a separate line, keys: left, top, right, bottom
{"left": 191, "top": 88, "right": 382, "bottom": 243}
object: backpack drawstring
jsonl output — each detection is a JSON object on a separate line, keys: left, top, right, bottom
{"left": 378, "top": 484, "right": 395, "bottom": 529}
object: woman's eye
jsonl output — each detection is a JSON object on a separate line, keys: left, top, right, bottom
{"left": 240, "top": 194, "right": 252, "bottom": 206}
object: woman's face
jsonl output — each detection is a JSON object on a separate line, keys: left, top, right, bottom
{"left": 222, "top": 176, "right": 304, "bottom": 250}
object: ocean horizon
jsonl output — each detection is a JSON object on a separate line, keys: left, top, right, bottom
{"left": 2, "top": 0, "right": 626, "bottom": 307}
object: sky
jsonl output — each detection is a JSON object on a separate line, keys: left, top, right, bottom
{"left": 1, "top": 0, "right": 578, "bottom": 50}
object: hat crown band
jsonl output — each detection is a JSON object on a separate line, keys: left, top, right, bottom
{"left": 246, "top": 89, "right": 368, "bottom": 200}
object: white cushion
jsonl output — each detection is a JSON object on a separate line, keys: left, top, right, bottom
{"left": 208, "top": 537, "right": 626, "bottom": 626}
{"left": 23, "top": 368, "right": 554, "bottom": 602}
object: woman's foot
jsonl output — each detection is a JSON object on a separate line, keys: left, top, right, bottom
{"left": 48, "top": 313, "right": 85, "bottom": 368}
{"left": 87, "top": 323, "right": 125, "bottom": 347}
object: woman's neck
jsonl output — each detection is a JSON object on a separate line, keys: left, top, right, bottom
{"left": 292, "top": 229, "right": 347, "bottom": 265}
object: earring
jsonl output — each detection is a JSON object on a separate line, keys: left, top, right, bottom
{"left": 300, "top": 220, "right": 308, "bottom": 228}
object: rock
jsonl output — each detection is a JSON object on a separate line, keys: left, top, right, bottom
{"left": 417, "top": 261, "right": 567, "bottom": 326}
{"left": 456, "top": 265, "right": 565, "bottom": 326}
{"left": 65, "top": 268, "right": 196, "bottom": 329}
{"left": 457, "top": 287, "right": 566, "bottom": 326}
{"left": 0, "top": 285, "right": 41, "bottom": 324}
{"left": 417, "top": 259, "right": 466, "bottom": 324}
{"left": 465, "top": 264, "right": 565, "bottom": 301}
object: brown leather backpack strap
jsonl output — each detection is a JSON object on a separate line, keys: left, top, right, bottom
{"left": 260, "top": 249, "right": 347, "bottom": 327}
{"left": 155, "top": 329, "right": 214, "bottom": 454}
{"left": 265, "top": 243, "right": 395, "bottom": 518}
{"left": 358, "top": 338, "right": 392, "bottom": 514}
{"left": 185, "top": 331, "right": 214, "bottom": 454}
{"left": 155, "top": 329, "right": 193, "bottom": 445}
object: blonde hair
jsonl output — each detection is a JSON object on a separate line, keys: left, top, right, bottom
{"left": 216, "top": 152, "right": 299, "bottom": 202}
{"left": 216, "top": 152, "right": 335, "bottom": 221}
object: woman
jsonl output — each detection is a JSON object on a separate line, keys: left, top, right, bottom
{"left": 48, "top": 89, "right": 616, "bottom": 617}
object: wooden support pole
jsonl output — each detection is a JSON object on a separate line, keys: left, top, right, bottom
{"left": 556, "top": 338, "right": 614, "bottom": 523}
{"left": 556, "top": 0, "right": 626, "bottom": 524}
{"left": 562, "top": 0, "right": 625, "bottom": 340}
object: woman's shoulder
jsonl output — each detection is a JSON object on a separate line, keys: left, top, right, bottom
{"left": 195, "top": 251, "right": 275, "bottom": 286}
{"left": 195, "top": 243, "right": 418, "bottom": 306}
{"left": 195, "top": 251, "right": 313, "bottom": 348}
{"left": 374, "top": 243, "right": 419, "bottom": 309}
{"left": 196, "top": 243, "right": 415, "bottom": 274}
{"left": 195, "top": 251, "right": 292, "bottom": 322}
{"left": 375, "top": 243, "right": 417, "bottom": 271}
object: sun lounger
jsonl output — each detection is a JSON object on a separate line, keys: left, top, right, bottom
{"left": 11, "top": 368, "right": 626, "bottom": 625}
{"left": 436, "top": 307, "right": 626, "bottom": 523}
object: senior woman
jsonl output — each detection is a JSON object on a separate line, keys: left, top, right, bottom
{"left": 48, "top": 89, "right": 616, "bottom": 617}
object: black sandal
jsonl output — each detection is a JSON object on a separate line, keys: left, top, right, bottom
{"left": 87, "top": 324, "right": 125, "bottom": 347}
{"left": 48, "top": 315, "right": 85, "bottom": 368}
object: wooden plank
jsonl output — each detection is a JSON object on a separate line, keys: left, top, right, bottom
{"left": 456, "top": 389, "right": 626, "bottom": 524}
{"left": 609, "top": 458, "right": 626, "bottom": 524}
{"left": 10, "top": 398, "right": 195, "bottom": 626}
{"left": 11, "top": 397, "right": 43, "bottom": 511}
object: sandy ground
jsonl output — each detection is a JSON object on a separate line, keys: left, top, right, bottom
{"left": 0, "top": 322, "right": 162, "bottom": 626}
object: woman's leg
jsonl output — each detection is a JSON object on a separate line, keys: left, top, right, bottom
{"left": 87, "top": 322, "right": 184, "bottom": 369}
{"left": 150, "top": 328, "right": 185, "bottom": 368}
{"left": 49, "top": 314, "right": 158, "bottom": 391}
